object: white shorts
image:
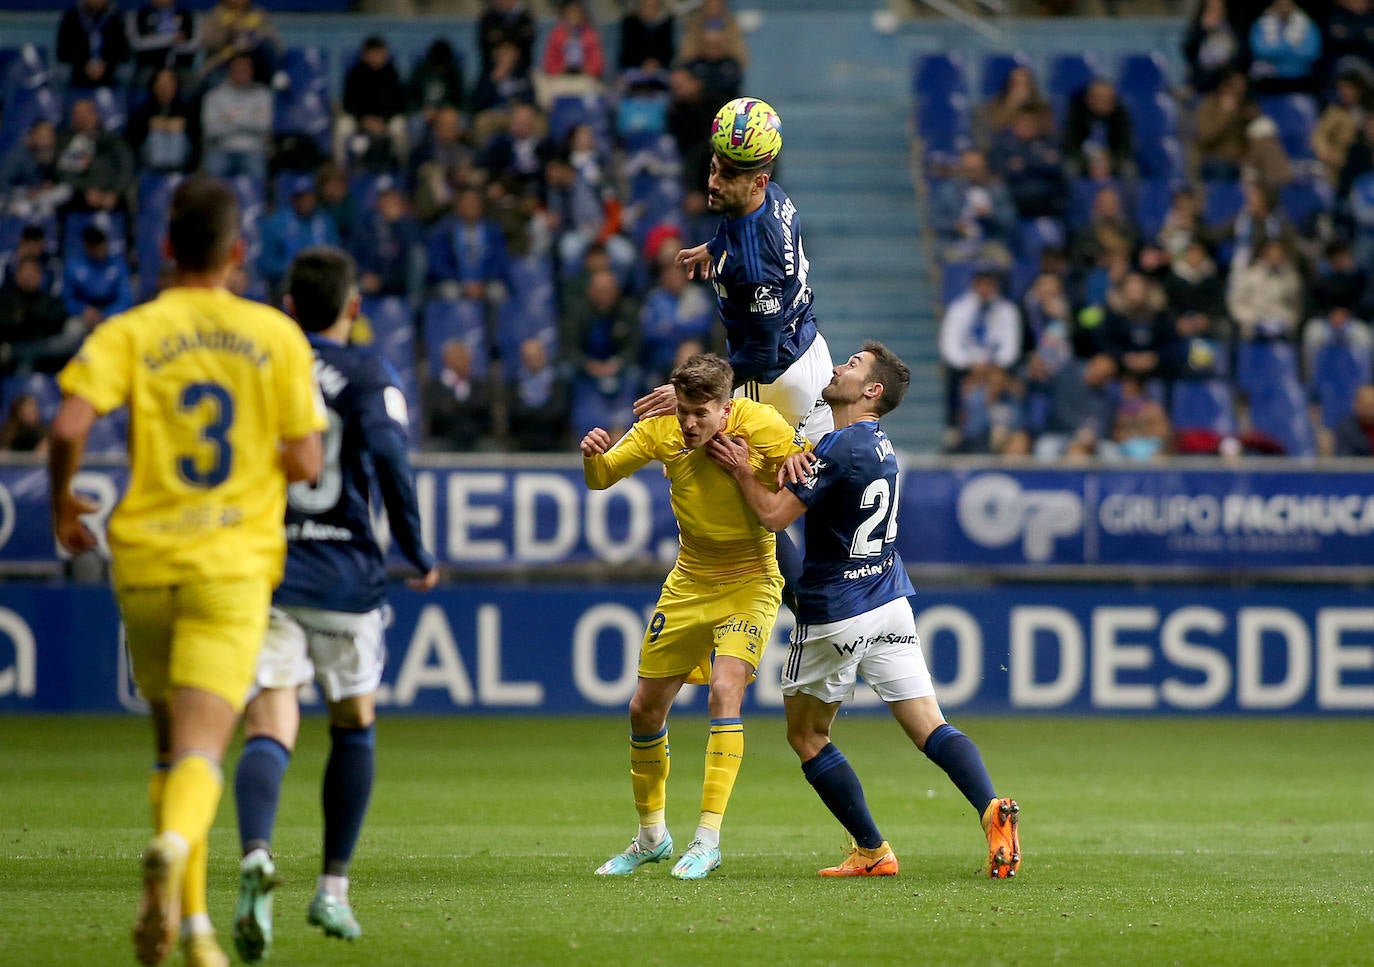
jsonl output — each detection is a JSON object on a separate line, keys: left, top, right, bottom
{"left": 253, "top": 605, "right": 388, "bottom": 703}
{"left": 734, "top": 331, "right": 835, "bottom": 444}
{"left": 781, "top": 597, "right": 936, "bottom": 704}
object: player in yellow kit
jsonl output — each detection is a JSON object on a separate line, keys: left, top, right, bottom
{"left": 583, "top": 352, "right": 804, "bottom": 880}
{"left": 47, "top": 176, "right": 325, "bottom": 967}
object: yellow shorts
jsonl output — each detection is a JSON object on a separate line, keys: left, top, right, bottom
{"left": 117, "top": 578, "right": 273, "bottom": 712}
{"left": 639, "top": 567, "right": 784, "bottom": 684}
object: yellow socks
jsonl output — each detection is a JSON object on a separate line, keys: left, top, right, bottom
{"left": 700, "top": 717, "right": 744, "bottom": 821}
{"left": 630, "top": 727, "right": 670, "bottom": 830}
{"left": 160, "top": 754, "right": 224, "bottom": 849}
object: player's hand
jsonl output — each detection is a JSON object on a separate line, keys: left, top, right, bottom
{"left": 676, "top": 243, "right": 713, "bottom": 280}
{"left": 705, "top": 433, "right": 752, "bottom": 479}
{"left": 407, "top": 566, "right": 440, "bottom": 592}
{"left": 778, "top": 450, "right": 819, "bottom": 487}
{"left": 52, "top": 491, "right": 100, "bottom": 555}
{"left": 633, "top": 383, "right": 677, "bottom": 420}
{"left": 580, "top": 427, "right": 612, "bottom": 456}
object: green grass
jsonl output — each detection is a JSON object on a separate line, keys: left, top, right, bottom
{"left": 2, "top": 716, "right": 1371, "bottom": 966}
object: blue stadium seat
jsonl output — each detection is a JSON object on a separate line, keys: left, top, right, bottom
{"left": 1048, "top": 52, "right": 1103, "bottom": 103}
{"left": 1068, "top": 176, "right": 1124, "bottom": 229}
{"left": 1122, "top": 91, "right": 1178, "bottom": 140}
{"left": 135, "top": 203, "right": 168, "bottom": 301}
{"left": 979, "top": 52, "right": 1033, "bottom": 101}
{"left": 273, "top": 87, "right": 332, "bottom": 156}
{"left": 1310, "top": 340, "right": 1371, "bottom": 430}
{"left": 1117, "top": 52, "right": 1168, "bottom": 99}
{"left": 67, "top": 85, "right": 126, "bottom": 132}
{"left": 940, "top": 260, "right": 976, "bottom": 307}
{"left": 422, "top": 298, "right": 490, "bottom": 378}
{"left": 1134, "top": 135, "right": 1183, "bottom": 179}
{"left": 1202, "top": 178, "right": 1244, "bottom": 228}
{"left": 0, "top": 213, "right": 25, "bottom": 253}
{"left": 63, "top": 210, "right": 126, "bottom": 260}
{"left": 498, "top": 255, "right": 558, "bottom": 363}
{"left": 1134, "top": 178, "right": 1179, "bottom": 239}
{"left": 361, "top": 295, "right": 414, "bottom": 346}
{"left": 548, "top": 93, "right": 611, "bottom": 146}
{"left": 913, "top": 52, "right": 968, "bottom": 97}
{"left": 0, "top": 44, "right": 49, "bottom": 101}
{"left": 0, "top": 85, "right": 62, "bottom": 158}
{"left": 1236, "top": 339, "right": 1299, "bottom": 396}
{"left": 1258, "top": 94, "right": 1317, "bottom": 161}
{"left": 1170, "top": 378, "right": 1238, "bottom": 434}
{"left": 617, "top": 92, "right": 669, "bottom": 151}
{"left": 1247, "top": 374, "right": 1316, "bottom": 457}
{"left": 277, "top": 46, "right": 330, "bottom": 96}
{"left": 1279, "top": 176, "right": 1333, "bottom": 233}
{"left": 916, "top": 92, "right": 973, "bottom": 152}
{"left": 1016, "top": 216, "right": 1065, "bottom": 261}
{"left": 1, "top": 372, "right": 61, "bottom": 421}
{"left": 84, "top": 407, "right": 128, "bottom": 455}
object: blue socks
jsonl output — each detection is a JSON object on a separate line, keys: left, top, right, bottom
{"left": 923, "top": 723, "right": 996, "bottom": 815}
{"left": 322, "top": 724, "right": 375, "bottom": 876}
{"left": 801, "top": 743, "right": 884, "bottom": 849}
{"left": 234, "top": 736, "right": 291, "bottom": 855}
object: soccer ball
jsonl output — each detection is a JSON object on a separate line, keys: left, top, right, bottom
{"left": 710, "top": 97, "right": 783, "bottom": 168}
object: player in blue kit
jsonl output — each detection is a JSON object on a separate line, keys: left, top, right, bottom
{"left": 707, "top": 342, "right": 1022, "bottom": 879}
{"left": 231, "top": 247, "right": 439, "bottom": 962}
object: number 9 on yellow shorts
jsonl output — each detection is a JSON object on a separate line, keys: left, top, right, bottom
{"left": 117, "top": 578, "right": 273, "bottom": 711}
{"left": 638, "top": 568, "right": 784, "bottom": 684}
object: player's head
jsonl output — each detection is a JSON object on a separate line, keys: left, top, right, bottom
{"left": 707, "top": 151, "right": 773, "bottom": 217}
{"left": 823, "top": 341, "right": 910, "bottom": 417}
{"left": 285, "top": 245, "right": 360, "bottom": 335}
{"left": 669, "top": 352, "right": 734, "bottom": 449}
{"left": 166, "top": 175, "right": 242, "bottom": 275}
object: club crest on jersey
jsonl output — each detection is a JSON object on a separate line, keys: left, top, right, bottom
{"left": 750, "top": 285, "right": 781, "bottom": 315}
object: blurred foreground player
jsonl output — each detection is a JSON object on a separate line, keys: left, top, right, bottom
{"left": 707, "top": 342, "right": 1021, "bottom": 878}
{"left": 48, "top": 175, "right": 325, "bottom": 966}
{"left": 232, "top": 247, "right": 438, "bottom": 961}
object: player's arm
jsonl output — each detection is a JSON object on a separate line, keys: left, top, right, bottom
{"left": 725, "top": 273, "right": 787, "bottom": 385}
{"left": 582, "top": 421, "right": 655, "bottom": 489}
{"left": 275, "top": 320, "right": 328, "bottom": 484}
{"left": 358, "top": 371, "right": 438, "bottom": 586}
{"left": 280, "top": 433, "right": 322, "bottom": 484}
{"left": 48, "top": 394, "right": 100, "bottom": 553}
{"left": 705, "top": 432, "right": 807, "bottom": 532}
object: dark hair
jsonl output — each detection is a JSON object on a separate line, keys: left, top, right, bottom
{"left": 287, "top": 246, "right": 356, "bottom": 333}
{"left": 670, "top": 352, "right": 734, "bottom": 404}
{"left": 714, "top": 151, "right": 775, "bottom": 179}
{"left": 862, "top": 340, "right": 910, "bottom": 417}
{"left": 167, "top": 175, "right": 240, "bottom": 272}
{"left": 361, "top": 35, "right": 388, "bottom": 52}
{"left": 19, "top": 225, "right": 45, "bottom": 242}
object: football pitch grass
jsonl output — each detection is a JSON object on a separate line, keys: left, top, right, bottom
{"left": 2, "top": 715, "right": 1370, "bottom": 966}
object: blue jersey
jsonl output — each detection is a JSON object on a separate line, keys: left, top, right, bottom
{"left": 785, "top": 420, "right": 914, "bottom": 624}
{"left": 706, "top": 181, "right": 819, "bottom": 385}
{"left": 274, "top": 335, "right": 435, "bottom": 613}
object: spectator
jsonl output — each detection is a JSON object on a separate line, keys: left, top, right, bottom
{"left": 338, "top": 35, "right": 409, "bottom": 172}
{"left": 0, "top": 257, "right": 71, "bottom": 376}
{"left": 666, "top": 66, "right": 715, "bottom": 191}
{"left": 1338, "top": 110, "right": 1374, "bottom": 201}
{"left": 1226, "top": 181, "right": 1297, "bottom": 271}
{"left": 1325, "top": 1, "right": 1374, "bottom": 89}
{"left": 1183, "top": 0, "right": 1246, "bottom": 94}
{"left": 639, "top": 255, "right": 713, "bottom": 385}
{"left": 1313, "top": 239, "right": 1371, "bottom": 318}
{"left": 1099, "top": 271, "right": 1175, "bottom": 385}
{"left": 989, "top": 106, "right": 1069, "bottom": 219}
{"left": 953, "top": 363, "right": 1024, "bottom": 455}
{"left": 477, "top": 0, "right": 535, "bottom": 81}
{"left": 1243, "top": 114, "right": 1294, "bottom": 196}
{"left": 548, "top": 125, "right": 633, "bottom": 276}
{"left": 978, "top": 66, "right": 1054, "bottom": 149}
{"left": 679, "top": 0, "right": 748, "bottom": 69}
{"left": 353, "top": 182, "right": 424, "bottom": 301}
{"left": 1069, "top": 184, "right": 1138, "bottom": 274}
{"left": 407, "top": 39, "right": 465, "bottom": 123}
{"left": 0, "top": 393, "right": 49, "bottom": 453}
{"left": 1248, "top": 0, "right": 1321, "bottom": 95}
{"left": 0, "top": 121, "right": 69, "bottom": 217}
{"left": 1021, "top": 271, "right": 1074, "bottom": 359}
{"left": 410, "top": 106, "right": 478, "bottom": 224}
{"left": 542, "top": 1, "right": 605, "bottom": 80}
{"left": 1302, "top": 297, "right": 1373, "bottom": 378}
{"left": 423, "top": 338, "right": 492, "bottom": 450}
{"left": 483, "top": 175, "right": 539, "bottom": 258}
{"left": 1156, "top": 187, "right": 1209, "bottom": 261}
{"left": 1314, "top": 66, "right": 1373, "bottom": 183}
{"left": 426, "top": 186, "right": 509, "bottom": 302}
{"left": 125, "top": 0, "right": 196, "bottom": 86}
{"left": 1332, "top": 382, "right": 1374, "bottom": 454}
{"left": 64, "top": 222, "right": 133, "bottom": 329}
{"left": 55, "top": 97, "right": 133, "bottom": 213}
{"left": 258, "top": 175, "right": 339, "bottom": 297}
{"left": 469, "top": 39, "right": 536, "bottom": 117}
{"left": 683, "top": 27, "right": 743, "bottom": 105}
{"left": 930, "top": 148, "right": 1016, "bottom": 265}
{"left": 619, "top": 0, "right": 675, "bottom": 74}
{"left": 56, "top": 0, "right": 129, "bottom": 89}
{"left": 1195, "top": 69, "right": 1259, "bottom": 180}
{"left": 564, "top": 267, "right": 642, "bottom": 439}
{"left": 200, "top": 52, "right": 272, "bottom": 182}
{"left": 506, "top": 336, "right": 569, "bottom": 451}
{"left": 316, "top": 163, "right": 360, "bottom": 250}
{"left": 1063, "top": 79, "right": 1134, "bottom": 176}
{"left": 0, "top": 225, "right": 59, "bottom": 293}
{"left": 125, "top": 67, "right": 198, "bottom": 174}
{"left": 939, "top": 268, "right": 1022, "bottom": 434}
{"left": 1227, "top": 237, "right": 1304, "bottom": 340}
{"left": 478, "top": 101, "right": 553, "bottom": 195}
{"left": 1163, "top": 239, "right": 1227, "bottom": 325}
{"left": 1110, "top": 397, "right": 1173, "bottom": 462}
{"left": 1024, "top": 351, "right": 1120, "bottom": 461}
{"left": 1163, "top": 301, "right": 1228, "bottom": 384}
{"left": 197, "top": 0, "right": 279, "bottom": 83}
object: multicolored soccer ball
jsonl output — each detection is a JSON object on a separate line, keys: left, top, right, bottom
{"left": 710, "top": 97, "right": 783, "bottom": 168}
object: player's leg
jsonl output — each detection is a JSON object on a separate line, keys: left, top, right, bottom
{"left": 595, "top": 673, "right": 685, "bottom": 875}
{"left": 300, "top": 605, "right": 388, "bottom": 939}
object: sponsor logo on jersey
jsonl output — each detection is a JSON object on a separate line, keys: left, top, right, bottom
{"left": 750, "top": 285, "right": 782, "bottom": 315}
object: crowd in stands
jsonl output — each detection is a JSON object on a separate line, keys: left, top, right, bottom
{"left": 922, "top": 0, "right": 1374, "bottom": 459}
{"left": 0, "top": 0, "right": 751, "bottom": 455}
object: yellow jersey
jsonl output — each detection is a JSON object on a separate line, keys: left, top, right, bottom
{"left": 584, "top": 398, "right": 804, "bottom": 581}
{"left": 58, "top": 287, "right": 326, "bottom": 588}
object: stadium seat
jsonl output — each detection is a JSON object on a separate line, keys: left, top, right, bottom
{"left": 940, "top": 260, "right": 976, "bottom": 308}
{"left": 1247, "top": 374, "right": 1316, "bottom": 457}
{"left": 0, "top": 43, "right": 49, "bottom": 101}
{"left": 1016, "top": 216, "right": 1065, "bottom": 262}
{"left": 1048, "top": 52, "right": 1103, "bottom": 103}
{"left": 916, "top": 92, "right": 973, "bottom": 152}
{"left": 1134, "top": 178, "right": 1179, "bottom": 239}
{"left": 277, "top": 46, "right": 330, "bottom": 97}
{"left": 0, "top": 213, "right": 25, "bottom": 253}
{"left": 422, "top": 298, "right": 490, "bottom": 378}
{"left": 0, "top": 84, "right": 62, "bottom": 158}
{"left": 62, "top": 210, "right": 126, "bottom": 260}
{"left": 68, "top": 85, "right": 126, "bottom": 132}
{"left": 1, "top": 372, "right": 61, "bottom": 421}
{"left": 274, "top": 88, "right": 333, "bottom": 156}
{"left": 84, "top": 407, "right": 128, "bottom": 455}
{"left": 503, "top": 254, "right": 557, "bottom": 360}
{"left": 1134, "top": 135, "right": 1183, "bottom": 180}
{"left": 1122, "top": 91, "right": 1178, "bottom": 141}
{"left": 1279, "top": 176, "right": 1333, "bottom": 234}
{"left": 1068, "top": 176, "right": 1123, "bottom": 229}
{"left": 617, "top": 92, "right": 669, "bottom": 152}
{"left": 1309, "top": 340, "right": 1372, "bottom": 430}
{"left": 1237, "top": 339, "right": 1300, "bottom": 396}
{"left": 1258, "top": 94, "right": 1318, "bottom": 161}
{"left": 1170, "top": 378, "right": 1238, "bottom": 434}
{"left": 913, "top": 52, "right": 968, "bottom": 97}
{"left": 548, "top": 93, "right": 611, "bottom": 147}
{"left": 1117, "top": 52, "right": 1169, "bottom": 99}
{"left": 361, "top": 295, "right": 414, "bottom": 346}
{"left": 979, "top": 52, "right": 1033, "bottom": 101}
{"left": 1202, "top": 178, "right": 1244, "bottom": 228}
